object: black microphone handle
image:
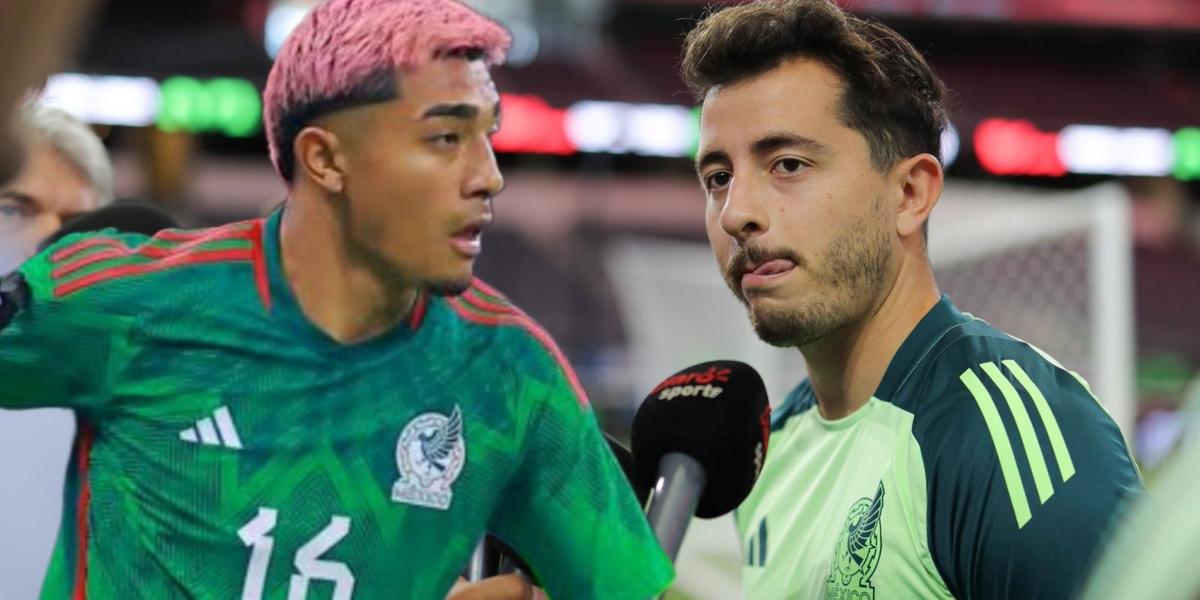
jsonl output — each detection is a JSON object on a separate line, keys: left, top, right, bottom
{"left": 465, "top": 537, "right": 499, "bottom": 582}
{"left": 644, "top": 452, "right": 707, "bottom": 562}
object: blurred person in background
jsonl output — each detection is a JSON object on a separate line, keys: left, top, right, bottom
{"left": 0, "top": 2, "right": 111, "bottom": 595}
{"left": 0, "top": 0, "right": 101, "bottom": 182}
{"left": 0, "top": 103, "right": 114, "bottom": 275}
{"left": 682, "top": 0, "right": 1143, "bottom": 598}
{"left": 0, "top": 1, "right": 672, "bottom": 599}
{"left": 0, "top": 102, "right": 115, "bottom": 599}
{"left": 1079, "top": 414, "right": 1200, "bottom": 600}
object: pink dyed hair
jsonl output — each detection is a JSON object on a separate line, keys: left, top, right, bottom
{"left": 263, "top": 0, "right": 510, "bottom": 181}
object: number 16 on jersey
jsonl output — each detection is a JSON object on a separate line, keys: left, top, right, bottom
{"left": 239, "top": 507, "right": 356, "bottom": 600}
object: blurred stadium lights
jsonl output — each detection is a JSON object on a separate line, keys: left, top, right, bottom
{"left": 942, "top": 123, "right": 960, "bottom": 169}
{"left": 502, "top": 20, "right": 541, "bottom": 68}
{"left": 974, "top": 119, "right": 1067, "bottom": 177}
{"left": 490, "top": 94, "right": 574, "bottom": 155}
{"left": 565, "top": 101, "right": 625, "bottom": 153}
{"left": 1177, "top": 129, "right": 1200, "bottom": 180}
{"left": 1059, "top": 125, "right": 1176, "bottom": 177}
{"left": 976, "top": 118, "right": 1200, "bottom": 180}
{"left": 41, "top": 72, "right": 1200, "bottom": 182}
{"left": 40, "top": 73, "right": 160, "bottom": 128}
{"left": 564, "top": 100, "right": 697, "bottom": 157}
{"left": 157, "top": 77, "right": 262, "bottom": 138}
{"left": 842, "top": 0, "right": 1200, "bottom": 30}
{"left": 463, "top": 0, "right": 541, "bottom": 67}
{"left": 264, "top": 0, "right": 317, "bottom": 59}
{"left": 626, "top": 104, "right": 698, "bottom": 157}
{"left": 41, "top": 73, "right": 262, "bottom": 138}
{"left": 261, "top": 0, "right": 543, "bottom": 66}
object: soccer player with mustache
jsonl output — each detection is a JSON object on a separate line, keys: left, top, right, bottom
{"left": 684, "top": 1, "right": 1142, "bottom": 597}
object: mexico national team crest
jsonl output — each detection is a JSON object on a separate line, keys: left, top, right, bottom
{"left": 392, "top": 405, "right": 466, "bottom": 511}
{"left": 827, "top": 481, "right": 885, "bottom": 600}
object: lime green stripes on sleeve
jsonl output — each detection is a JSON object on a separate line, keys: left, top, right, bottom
{"left": 1004, "top": 360, "right": 1076, "bottom": 482}
{"left": 960, "top": 368, "right": 1033, "bottom": 529}
{"left": 981, "top": 362, "right": 1055, "bottom": 505}
{"left": 960, "top": 360, "right": 1081, "bottom": 530}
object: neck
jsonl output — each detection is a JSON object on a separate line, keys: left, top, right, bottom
{"left": 800, "top": 251, "right": 940, "bottom": 420}
{"left": 279, "top": 188, "right": 417, "bottom": 344}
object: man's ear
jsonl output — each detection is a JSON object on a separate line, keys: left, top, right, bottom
{"left": 294, "top": 126, "right": 348, "bottom": 195}
{"left": 891, "top": 153, "right": 943, "bottom": 240}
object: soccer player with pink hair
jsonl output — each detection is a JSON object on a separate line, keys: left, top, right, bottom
{"left": 0, "top": 0, "right": 675, "bottom": 598}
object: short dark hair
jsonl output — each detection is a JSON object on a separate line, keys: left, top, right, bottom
{"left": 680, "top": 0, "right": 948, "bottom": 172}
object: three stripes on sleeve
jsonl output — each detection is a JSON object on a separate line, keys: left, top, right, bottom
{"left": 959, "top": 361, "right": 1076, "bottom": 529}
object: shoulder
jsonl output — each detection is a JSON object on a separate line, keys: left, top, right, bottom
{"left": 440, "top": 278, "right": 552, "bottom": 351}
{"left": 907, "top": 318, "right": 1111, "bottom": 440}
{"left": 903, "top": 313, "right": 1144, "bottom": 521}
{"left": 912, "top": 320, "right": 1144, "bottom": 598}
{"left": 441, "top": 278, "right": 588, "bottom": 406}
{"left": 35, "top": 220, "right": 263, "bottom": 308}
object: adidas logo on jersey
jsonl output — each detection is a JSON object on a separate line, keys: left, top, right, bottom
{"left": 746, "top": 517, "right": 767, "bottom": 567}
{"left": 960, "top": 360, "right": 1076, "bottom": 529}
{"left": 180, "top": 406, "right": 243, "bottom": 449}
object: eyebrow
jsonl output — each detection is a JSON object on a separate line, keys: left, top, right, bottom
{"left": 421, "top": 102, "right": 502, "bottom": 122}
{"left": 695, "top": 132, "right": 833, "bottom": 174}
{"left": 751, "top": 132, "right": 833, "bottom": 158}
{"left": 695, "top": 149, "right": 731, "bottom": 174}
{"left": 0, "top": 191, "right": 35, "bottom": 206}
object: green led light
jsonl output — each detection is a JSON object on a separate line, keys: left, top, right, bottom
{"left": 209, "top": 78, "right": 262, "bottom": 138}
{"left": 157, "top": 76, "right": 262, "bottom": 138}
{"left": 1175, "top": 128, "right": 1200, "bottom": 181}
{"left": 689, "top": 105, "right": 702, "bottom": 159}
{"left": 157, "top": 76, "right": 205, "bottom": 134}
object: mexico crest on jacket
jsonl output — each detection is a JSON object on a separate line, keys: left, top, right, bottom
{"left": 392, "top": 405, "right": 466, "bottom": 510}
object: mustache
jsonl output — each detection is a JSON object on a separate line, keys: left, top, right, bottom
{"left": 725, "top": 245, "right": 805, "bottom": 279}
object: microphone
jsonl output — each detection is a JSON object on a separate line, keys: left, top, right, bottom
{"left": 39, "top": 200, "right": 179, "bottom": 251}
{"left": 630, "top": 360, "right": 771, "bottom": 561}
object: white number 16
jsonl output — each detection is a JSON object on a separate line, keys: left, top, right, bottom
{"left": 239, "top": 507, "right": 356, "bottom": 600}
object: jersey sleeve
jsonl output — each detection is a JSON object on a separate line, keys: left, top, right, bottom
{"left": 916, "top": 340, "right": 1144, "bottom": 600}
{"left": 0, "top": 236, "right": 129, "bottom": 411}
{"left": 487, "top": 334, "right": 675, "bottom": 600}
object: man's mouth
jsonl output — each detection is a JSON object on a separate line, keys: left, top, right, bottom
{"left": 450, "top": 218, "right": 490, "bottom": 258}
{"left": 739, "top": 258, "right": 797, "bottom": 290}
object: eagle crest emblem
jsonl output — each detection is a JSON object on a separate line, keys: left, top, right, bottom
{"left": 392, "top": 405, "right": 466, "bottom": 510}
{"left": 827, "top": 481, "right": 885, "bottom": 599}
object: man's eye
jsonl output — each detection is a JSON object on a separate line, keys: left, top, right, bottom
{"left": 0, "top": 199, "right": 31, "bottom": 220}
{"left": 705, "top": 172, "right": 732, "bottom": 191}
{"left": 432, "top": 133, "right": 461, "bottom": 148}
{"left": 771, "top": 158, "right": 807, "bottom": 175}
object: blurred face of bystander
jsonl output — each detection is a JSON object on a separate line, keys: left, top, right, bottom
{"left": 0, "top": 140, "right": 96, "bottom": 273}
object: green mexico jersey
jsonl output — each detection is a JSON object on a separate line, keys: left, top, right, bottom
{"left": 735, "top": 297, "right": 1143, "bottom": 599}
{"left": 0, "top": 209, "right": 673, "bottom": 599}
